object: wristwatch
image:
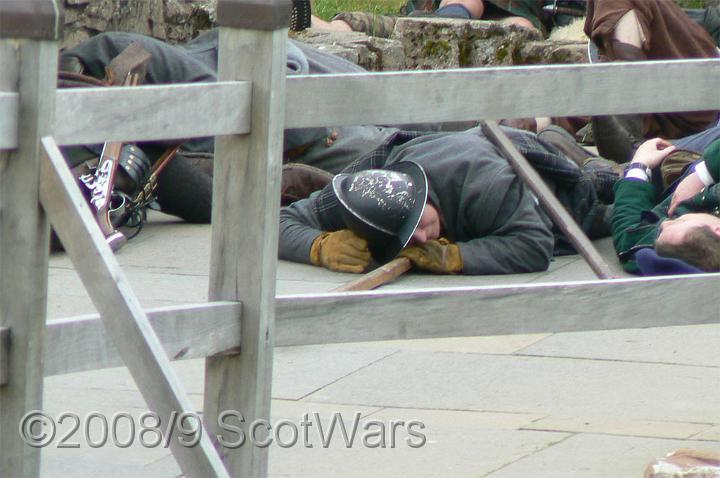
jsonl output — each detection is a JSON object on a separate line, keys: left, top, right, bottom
{"left": 624, "top": 162, "right": 652, "bottom": 180}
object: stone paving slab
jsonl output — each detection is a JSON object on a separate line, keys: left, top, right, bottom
{"left": 305, "top": 351, "right": 720, "bottom": 424}
{"left": 44, "top": 362, "right": 569, "bottom": 478}
{"left": 272, "top": 346, "right": 397, "bottom": 400}
{"left": 349, "top": 333, "right": 549, "bottom": 354}
{"left": 692, "top": 425, "right": 720, "bottom": 441}
{"left": 168, "top": 348, "right": 400, "bottom": 401}
{"left": 46, "top": 342, "right": 397, "bottom": 402}
{"left": 42, "top": 372, "right": 179, "bottom": 478}
{"left": 524, "top": 416, "right": 713, "bottom": 440}
{"left": 534, "top": 237, "right": 628, "bottom": 282}
{"left": 517, "top": 324, "right": 720, "bottom": 367}
{"left": 267, "top": 410, "right": 568, "bottom": 478}
{"left": 486, "top": 433, "right": 720, "bottom": 478}
{"left": 38, "top": 215, "right": 720, "bottom": 477}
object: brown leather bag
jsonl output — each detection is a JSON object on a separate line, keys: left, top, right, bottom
{"left": 281, "top": 163, "right": 334, "bottom": 206}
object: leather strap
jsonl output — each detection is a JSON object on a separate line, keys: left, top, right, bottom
{"left": 57, "top": 71, "right": 109, "bottom": 88}
{"left": 105, "top": 41, "right": 152, "bottom": 86}
{"left": 609, "top": 40, "right": 648, "bottom": 61}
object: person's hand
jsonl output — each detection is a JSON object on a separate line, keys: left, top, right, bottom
{"left": 668, "top": 171, "right": 705, "bottom": 216}
{"left": 399, "top": 238, "right": 463, "bottom": 274}
{"left": 631, "top": 138, "right": 677, "bottom": 169}
{"left": 310, "top": 229, "right": 372, "bottom": 273}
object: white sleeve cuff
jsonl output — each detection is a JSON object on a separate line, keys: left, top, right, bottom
{"left": 625, "top": 168, "right": 649, "bottom": 181}
{"left": 694, "top": 161, "right": 714, "bottom": 187}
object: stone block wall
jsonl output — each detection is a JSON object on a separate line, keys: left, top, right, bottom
{"left": 58, "top": 0, "right": 590, "bottom": 69}
{"left": 293, "top": 17, "right": 589, "bottom": 71}
{"left": 61, "top": 0, "right": 217, "bottom": 49}
{"left": 59, "top": 0, "right": 714, "bottom": 70}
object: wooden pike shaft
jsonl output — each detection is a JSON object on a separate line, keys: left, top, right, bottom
{"left": 481, "top": 121, "right": 615, "bottom": 280}
{"left": 332, "top": 257, "right": 413, "bottom": 292}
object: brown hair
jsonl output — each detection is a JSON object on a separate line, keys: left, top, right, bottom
{"left": 656, "top": 225, "right": 720, "bottom": 272}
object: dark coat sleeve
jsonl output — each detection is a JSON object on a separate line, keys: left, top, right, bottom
{"left": 278, "top": 192, "right": 325, "bottom": 265}
{"left": 610, "top": 179, "right": 659, "bottom": 273}
{"left": 457, "top": 167, "right": 554, "bottom": 275}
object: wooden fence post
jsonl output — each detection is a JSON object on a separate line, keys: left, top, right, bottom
{"left": 205, "top": 1, "right": 291, "bottom": 476}
{"left": 0, "top": 1, "right": 61, "bottom": 476}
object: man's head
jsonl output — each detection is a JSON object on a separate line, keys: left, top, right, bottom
{"left": 409, "top": 203, "right": 441, "bottom": 246}
{"left": 332, "top": 161, "right": 428, "bottom": 263}
{"left": 654, "top": 213, "right": 720, "bottom": 271}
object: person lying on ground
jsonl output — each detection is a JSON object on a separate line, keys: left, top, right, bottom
{"left": 279, "top": 127, "right": 616, "bottom": 275}
{"left": 311, "top": 0, "right": 545, "bottom": 38}
{"left": 58, "top": 29, "right": 406, "bottom": 225}
{"left": 611, "top": 137, "right": 720, "bottom": 274}
{"left": 539, "top": 117, "right": 720, "bottom": 194}
{"left": 584, "top": 0, "right": 720, "bottom": 163}
{"left": 60, "top": 29, "right": 614, "bottom": 240}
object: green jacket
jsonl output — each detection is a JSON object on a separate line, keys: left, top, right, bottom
{"left": 611, "top": 140, "right": 720, "bottom": 273}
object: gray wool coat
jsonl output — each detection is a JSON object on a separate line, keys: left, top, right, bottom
{"left": 279, "top": 130, "right": 555, "bottom": 275}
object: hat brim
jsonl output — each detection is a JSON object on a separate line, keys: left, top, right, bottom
{"left": 372, "top": 161, "right": 428, "bottom": 263}
{"left": 332, "top": 161, "right": 428, "bottom": 264}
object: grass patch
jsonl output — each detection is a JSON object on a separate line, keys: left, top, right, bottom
{"left": 673, "top": 0, "right": 709, "bottom": 7}
{"left": 312, "top": 0, "right": 407, "bottom": 20}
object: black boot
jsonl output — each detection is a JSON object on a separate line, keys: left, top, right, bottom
{"left": 591, "top": 114, "right": 644, "bottom": 163}
{"left": 537, "top": 125, "right": 594, "bottom": 167}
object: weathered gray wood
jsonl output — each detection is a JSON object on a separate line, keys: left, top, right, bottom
{"left": 0, "top": 43, "right": 18, "bottom": 91}
{"left": 0, "top": 328, "right": 9, "bottom": 386}
{"left": 0, "top": 59, "right": 711, "bottom": 148}
{"left": 44, "top": 302, "right": 242, "bottom": 376}
{"left": 39, "top": 137, "right": 229, "bottom": 478}
{"left": 0, "top": 43, "right": 19, "bottom": 149}
{"left": 1, "top": 58, "right": 717, "bottom": 148}
{"left": 275, "top": 273, "right": 720, "bottom": 346}
{"left": 216, "top": 0, "right": 292, "bottom": 31}
{"left": 482, "top": 120, "right": 614, "bottom": 279}
{"left": 0, "top": 0, "right": 62, "bottom": 40}
{"left": 55, "top": 81, "right": 251, "bottom": 146}
{"left": 206, "top": 26, "right": 287, "bottom": 477}
{"left": 285, "top": 59, "right": 720, "bottom": 128}
{"left": 0, "top": 39, "right": 55, "bottom": 478}
{"left": 0, "top": 92, "right": 18, "bottom": 149}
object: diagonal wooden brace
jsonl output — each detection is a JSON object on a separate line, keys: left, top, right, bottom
{"left": 481, "top": 120, "right": 615, "bottom": 280}
{"left": 38, "top": 136, "right": 230, "bottom": 478}
{"left": 0, "top": 327, "right": 8, "bottom": 386}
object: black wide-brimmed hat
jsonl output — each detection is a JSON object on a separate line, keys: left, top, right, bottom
{"left": 332, "top": 161, "right": 428, "bottom": 264}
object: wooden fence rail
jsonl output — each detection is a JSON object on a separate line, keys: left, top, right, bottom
{"left": 0, "top": 0, "right": 291, "bottom": 476}
{"left": 1, "top": 0, "right": 719, "bottom": 476}
{"left": 285, "top": 59, "right": 720, "bottom": 127}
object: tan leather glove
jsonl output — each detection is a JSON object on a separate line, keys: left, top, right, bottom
{"left": 310, "top": 229, "right": 372, "bottom": 273}
{"left": 399, "top": 238, "right": 463, "bottom": 274}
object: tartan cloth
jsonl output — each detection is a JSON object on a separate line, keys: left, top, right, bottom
{"left": 501, "top": 127, "right": 611, "bottom": 252}
{"left": 312, "top": 127, "right": 615, "bottom": 255}
{"left": 314, "top": 130, "right": 425, "bottom": 231}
